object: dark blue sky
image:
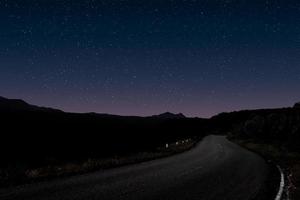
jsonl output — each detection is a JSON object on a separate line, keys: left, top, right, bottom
{"left": 1, "top": 0, "right": 300, "bottom": 117}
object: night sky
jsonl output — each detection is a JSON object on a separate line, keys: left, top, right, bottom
{"left": 1, "top": 0, "right": 300, "bottom": 117}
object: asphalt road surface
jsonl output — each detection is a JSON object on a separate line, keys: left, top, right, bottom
{"left": 0, "top": 135, "right": 268, "bottom": 200}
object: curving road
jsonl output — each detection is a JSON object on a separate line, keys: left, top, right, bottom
{"left": 0, "top": 135, "right": 268, "bottom": 200}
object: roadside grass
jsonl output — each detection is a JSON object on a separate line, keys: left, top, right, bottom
{"left": 231, "top": 139, "right": 300, "bottom": 200}
{"left": 0, "top": 138, "right": 197, "bottom": 188}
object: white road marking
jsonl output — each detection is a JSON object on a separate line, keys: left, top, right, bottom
{"left": 275, "top": 165, "right": 285, "bottom": 200}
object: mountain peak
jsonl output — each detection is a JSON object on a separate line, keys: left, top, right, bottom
{"left": 152, "top": 112, "right": 186, "bottom": 119}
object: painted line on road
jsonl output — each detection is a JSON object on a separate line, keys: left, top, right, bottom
{"left": 275, "top": 165, "right": 284, "bottom": 200}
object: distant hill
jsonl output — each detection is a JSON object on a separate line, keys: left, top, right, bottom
{"left": 0, "top": 96, "right": 62, "bottom": 113}
{"left": 294, "top": 102, "right": 300, "bottom": 108}
{"left": 0, "top": 96, "right": 186, "bottom": 120}
{"left": 151, "top": 112, "right": 186, "bottom": 119}
{"left": 210, "top": 102, "right": 300, "bottom": 152}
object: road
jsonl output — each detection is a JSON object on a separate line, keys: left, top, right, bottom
{"left": 0, "top": 135, "right": 268, "bottom": 200}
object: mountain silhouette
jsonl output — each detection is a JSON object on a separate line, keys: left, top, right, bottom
{"left": 151, "top": 112, "right": 186, "bottom": 119}
{"left": 294, "top": 102, "right": 300, "bottom": 108}
{"left": 0, "top": 96, "right": 186, "bottom": 119}
{"left": 0, "top": 96, "right": 62, "bottom": 113}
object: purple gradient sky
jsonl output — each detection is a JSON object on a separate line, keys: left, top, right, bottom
{"left": 1, "top": 0, "right": 300, "bottom": 117}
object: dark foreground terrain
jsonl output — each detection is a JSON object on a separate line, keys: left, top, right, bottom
{"left": 0, "top": 96, "right": 208, "bottom": 186}
{"left": 1, "top": 96, "right": 300, "bottom": 198}
{"left": 0, "top": 136, "right": 269, "bottom": 200}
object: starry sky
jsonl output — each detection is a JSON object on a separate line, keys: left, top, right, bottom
{"left": 1, "top": 0, "right": 300, "bottom": 117}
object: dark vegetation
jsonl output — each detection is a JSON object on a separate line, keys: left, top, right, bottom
{"left": 211, "top": 105, "right": 300, "bottom": 151}
{"left": 210, "top": 104, "right": 300, "bottom": 199}
{"left": 2, "top": 96, "right": 300, "bottom": 198}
